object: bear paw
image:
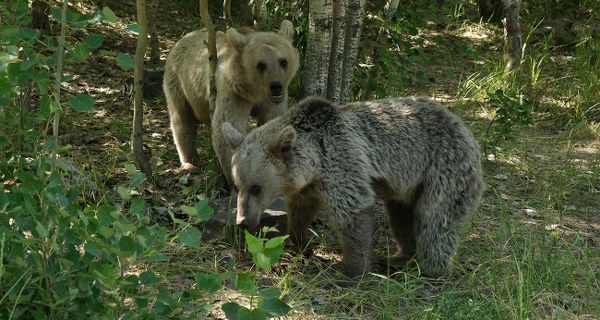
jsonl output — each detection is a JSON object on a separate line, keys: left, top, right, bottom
{"left": 178, "top": 163, "right": 199, "bottom": 173}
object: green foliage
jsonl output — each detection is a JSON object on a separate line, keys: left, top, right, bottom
{"left": 486, "top": 88, "right": 533, "bottom": 141}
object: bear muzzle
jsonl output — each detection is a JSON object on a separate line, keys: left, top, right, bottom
{"left": 269, "top": 82, "right": 284, "bottom": 104}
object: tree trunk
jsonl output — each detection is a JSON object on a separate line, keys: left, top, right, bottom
{"left": 148, "top": 0, "right": 160, "bottom": 66}
{"left": 364, "top": 0, "right": 399, "bottom": 100}
{"left": 503, "top": 0, "right": 522, "bottom": 71}
{"left": 200, "top": 0, "right": 217, "bottom": 113}
{"left": 132, "top": 0, "right": 153, "bottom": 181}
{"left": 326, "top": 0, "right": 346, "bottom": 103}
{"left": 300, "top": 0, "right": 333, "bottom": 98}
{"left": 31, "top": 0, "right": 50, "bottom": 31}
{"left": 478, "top": 0, "right": 504, "bottom": 22}
{"left": 339, "top": 0, "right": 366, "bottom": 103}
{"left": 223, "top": 0, "right": 232, "bottom": 28}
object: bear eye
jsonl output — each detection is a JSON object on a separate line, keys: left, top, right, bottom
{"left": 249, "top": 184, "right": 262, "bottom": 196}
{"left": 257, "top": 62, "right": 267, "bottom": 72}
{"left": 279, "top": 59, "right": 288, "bottom": 69}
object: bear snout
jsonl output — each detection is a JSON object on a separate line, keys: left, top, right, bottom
{"left": 269, "top": 82, "right": 284, "bottom": 103}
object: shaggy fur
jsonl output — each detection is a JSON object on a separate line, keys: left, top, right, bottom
{"left": 163, "top": 20, "right": 299, "bottom": 186}
{"left": 222, "top": 96, "right": 485, "bottom": 278}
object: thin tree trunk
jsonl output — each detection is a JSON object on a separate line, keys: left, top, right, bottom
{"left": 132, "top": 0, "right": 153, "bottom": 181}
{"left": 326, "top": 0, "right": 346, "bottom": 103}
{"left": 51, "top": 0, "right": 68, "bottom": 171}
{"left": 339, "top": 0, "right": 366, "bottom": 103}
{"left": 300, "top": 0, "right": 333, "bottom": 98}
{"left": 200, "top": 0, "right": 217, "bottom": 113}
{"left": 148, "top": 0, "right": 160, "bottom": 66}
{"left": 503, "top": 0, "right": 522, "bottom": 71}
{"left": 223, "top": 0, "right": 232, "bottom": 28}
{"left": 31, "top": 0, "right": 50, "bottom": 31}
{"left": 364, "top": 0, "right": 398, "bottom": 100}
{"left": 383, "top": 0, "right": 399, "bottom": 19}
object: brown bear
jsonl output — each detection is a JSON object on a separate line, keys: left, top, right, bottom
{"left": 163, "top": 20, "right": 299, "bottom": 187}
{"left": 221, "top": 96, "right": 485, "bottom": 278}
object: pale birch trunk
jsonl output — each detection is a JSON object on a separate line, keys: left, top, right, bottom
{"left": 133, "top": 0, "right": 153, "bottom": 181}
{"left": 503, "top": 0, "right": 522, "bottom": 71}
{"left": 326, "top": 0, "right": 346, "bottom": 103}
{"left": 223, "top": 0, "right": 232, "bottom": 28}
{"left": 300, "top": 0, "right": 333, "bottom": 98}
{"left": 339, "top": 0, "right": 366, "bottom": 103}
{"left": 383, "top": 0, "right": 399, "bottom": 19}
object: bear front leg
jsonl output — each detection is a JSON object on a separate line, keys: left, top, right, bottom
{"left": 168, "top": 104, "right": 201, "bottom": 171}
{"left": 335, "top": 207, "right": 376, "bottom": 279}
{"left": 285, "top": 191, "right": 321, "bottom": 251}
{"left": 253, "top": 99, "right": 288, "bottom": 126}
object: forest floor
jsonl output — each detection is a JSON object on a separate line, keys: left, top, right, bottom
{"left": 56, "top": 0, "right": 599, "bottom": 318}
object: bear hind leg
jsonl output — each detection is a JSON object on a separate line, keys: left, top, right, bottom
{"left": 168, "top": 97, "right": 201, "bottom": 171}
{"left": 413, "top": 195, "right": 466, "bottom": 278}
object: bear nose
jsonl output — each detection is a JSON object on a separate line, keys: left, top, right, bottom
{"left": 269, "top": 82, "right": 283, "bottom": 96}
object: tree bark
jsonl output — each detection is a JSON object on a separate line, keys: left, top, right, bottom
{"left": 200, "top": 0, "right": 217, "bottom": 113}
{"left": 148, "top": 0, "right": 160, "bottom": 66}
{"left": 300, "top": 0, "right": 333, "bottom": 98}
{"left": 339, "top": 0, "right": 366, "bottom": 103}
{"left": 503, "top": 0, "right": 522, "bottom": 71}
{"left": 223, "top": 0, "right": 232, "bottom": 28}
{"left": 132, "top": 0, "right": 153, "bottom": 181}
{"left": 383, "top": 0, "right": 399, "bottom": 19}
{"left": 31, "top": 0, "right": 50, "bottom": 31}
{"left": 326, "top": 0, "right": 346, "bottom": 103}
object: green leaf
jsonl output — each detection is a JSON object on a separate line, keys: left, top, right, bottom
{"left": 116, "top": 53, "right": 134, "bottom": 70}
{"left": 254, "top": 252, "right": 271, "bottom": 271}
{"left": 117, "top": 186, "right": 131, "bottom": 201}
{"left": 258, "top": 287, "right": 281, "bottom": 299}
{"left": 18, "top": 27, "right": 39, "bottom": 39}
{"left": 264, "top": 235, "right": 288, "bottom": 249}
{"left": 196, "top": 273, "right": 224, "bottom": 294}
{"left": 177, "top": 227, "right": 201, "bottom": 249}
{"left": 126, "top": 23, "right": 142, "bottom": 34}
{"left": 72, "top": 42, "right": 91, "bottom": 60}
{"left": 181, "top": 205, "right": 197, "bottom": 216}
{"left": 222, "top": 302, "right": 242, "bottom": 320}
{"left": 195, "top": 199, "right": 214, "bottom": 221}
{"left": 139, "top": 271, "right": 163, "bottom": 286}
{"left": 119, "top": 235, "right": 135, "bottom": 254}
{"left": 259, "top": 298, "right": 292, "bottom": 317}
{"left": 244, "top": 308, "right": 267, "bottom": 320}
{"left": 235, "top": 271, "right": 256, "bottom": 295}
{"left": 102, "top": 7, "right": 118, "bottom": 23}
{"left": 245, "top": 231, "right": 263, "bottom": 254}
{"left": 69, "top": 94, "right": 94, "bottom": 112}
{"left": 85, "top": 33, "right": 104, "bottom": 49}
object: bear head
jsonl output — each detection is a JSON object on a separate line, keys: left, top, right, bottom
{"left": 225, "top": 20, "right": 300, "bottom": 104}
{"left": 222, "top": 121, "right": 299, "bottom": 230}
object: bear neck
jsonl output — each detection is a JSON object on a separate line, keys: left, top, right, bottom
{"left": 219, "top": 57, "right": 265, "bottom": 104}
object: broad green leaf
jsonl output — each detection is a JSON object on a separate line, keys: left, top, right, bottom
{"left": 119, "top": 235, "right": 135, "bottom": 254}
{"left": 222, "top": 302, "right": 242, "bottom": 320}
{"left": 255, "top": 252, "right": 271, "bottom": 271}
{"left": 69, "top": 94, "right": 94, "bottom": 112}
{"left": 180, "top": 205, "right": 197, "bottom": 216}
{"left": 18, "top": 27, "right": 39, "bottom": 39}
{"left": 116, "top": 52, "right": 134, "bottom": 70}
{"left": 264, "top": 235, "right": 288, "bottom": 249}
{"left": 195, "top": 273, "right": 223, "bottom": 294}
{"left": 130, "top": 172, "right": 145, "bottom": 187}
{"left": 258, "top": 298, "right": 292, "bottom": 317}
{"left": 117, "top": 186, "right": 131, "bottom": 201}
{"left": 243, "top": 308, "right": 267, "bottom": 320}
{"left": 72, "top": 42, "right": 91, "bottom": 60}
{"left": 195, "top": 199, "right": 214, "bottom": 221}
{"left": 263, "top": 246, "right": 284, "bottom": 264}
{"left": 245, "top": 231, "right": 263, "bottom": 254}
{"left": 235, "top": 271, "right": 256, "bottom": 295}
{"left": 102, "top": 7, "right": 118, "bottom": 23}
{"left": 178, "top": 227, "right": 201, "bottom": 249}
{"left": 258, "top": 287, "right": 281, "bottom": 299}
{"left": 139, "top": 271, "right": 163, "bottom": 285}
{"left": 85, "top": 33, "right": 104, "bottom": 49}
{"left": 126, "top": 23, "right": 142, "bottom": 34}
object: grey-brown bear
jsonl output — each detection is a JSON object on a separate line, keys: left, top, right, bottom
{"left": 163, "top": 20, "right": 299, "bottom": 186}
{"left": 222, "top": 96, "right": 485, "bottom": 278}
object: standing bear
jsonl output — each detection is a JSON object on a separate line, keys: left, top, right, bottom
{"left": 221, "top": 96, "right": 485, "bottom": 278}
{"left": 163, "top": 20, "right": 299, "bottom": 187}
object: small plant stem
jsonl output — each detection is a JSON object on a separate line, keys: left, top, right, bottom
{"left": 51, "top": 0, "right": 69, "bottom": 170}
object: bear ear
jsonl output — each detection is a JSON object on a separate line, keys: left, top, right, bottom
{"left": 278, "top": 20, "right": 294, "bottom": 41}
{"left": 225, "top": 27, "right": 246, "bottom": 52}
{"left": 222, "top": 122, "right": 245, "bottom": 150}
{"left": 269, "top": 125, "right": 296, "bottom": 158}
